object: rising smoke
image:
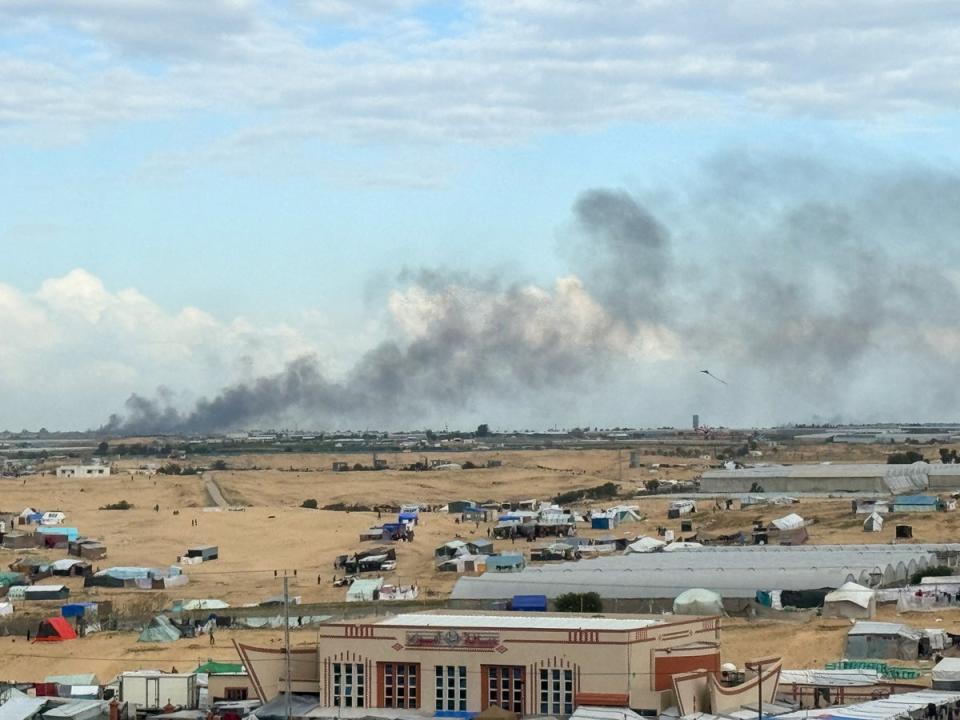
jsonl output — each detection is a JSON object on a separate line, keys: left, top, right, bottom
{"left": 103, "top": 153, "right": 960, "bottom": 433}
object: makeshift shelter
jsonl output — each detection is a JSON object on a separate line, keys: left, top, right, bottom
{"left": 591, "top": 513, "right": 618, "bottom": 530}
{"left": 662, "top": 541, "right": 704, "bottom": 552}
{"left": 893, "top": 495, "right": 938, "bottom": 513}
{"left": 25, "top": 585, "right": 70, "bottom": 601}
{"left": 932, "top": 658, "right": 960, "bottom": 690}
{"left": 40, "top": 512, "right": 66, "bottom": 526}
{"left": 863, "top": 512, "right": 884, "bottom": 532}
{"left": 823, "top": 582, "right": 876, "bottom": 619}
{"left": 33, "top": 617, "right": 78, "bottom": 642}
{"left": 3, "top": 532, "right": 38, "bottom": 550}
{"left": 185, "top": 545, "right": 218, "bottom": 561}
{"left": 485, "top": 554, "right": 525, "bottom": 572}
{"left": 845, "top": 621, "right": 920, "bottom": 660}
{"left": 138, "top": 615, "right": 182, "bottom": 643}
{"left": 346, "top": 578, "right": 384, "bottom": 602}
{"left": 673, "top": 588, "right": 725, "bottom": 616}
{"left": 625, "top": 537, "right": 666, "bottom": 554}
{"left": 37, "top": 527, "right": 79, "bottom": 542}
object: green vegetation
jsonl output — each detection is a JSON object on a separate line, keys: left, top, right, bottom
{"left": 910, "top": 565, "right": 954, "bottom": 585}
{"left": 553, "top": 482, "right": 619, "bottom": 506}
{"left": 555, "top": 592, "right": 602, "bottom": 613}
{"left": 301, "top": 498, "right": 319, "bottom": 509}
{"left": 100, "top": 499, "right": 134, "bottom": 510}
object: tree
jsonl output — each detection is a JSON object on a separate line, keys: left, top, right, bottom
{"left": 95, "top": 441, "right": 109, "bottom": 456}
{"left": 887, "top": 450, "right": 925, "bottom": 464}
{"left": 425, "top": 429, "right": 437, "bottom": 442}
{"left": 476, "top": 424, "right": 490, "bottom": 437}
{"left": 555, "top": 592, "right": 603, "bottom": 613}
{"left": 910, "top": 565, "right": 954, "bottom": 585}
{"left": 210, "top": 459, "right": 228, "bottom": 471}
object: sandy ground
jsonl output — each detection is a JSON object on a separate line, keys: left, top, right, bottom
{"left": 3, "top": 445, "right": 960, "bottom": 682}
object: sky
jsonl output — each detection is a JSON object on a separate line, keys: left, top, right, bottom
{"left": 2, "top": 1, "right": 960, "bottom": 433}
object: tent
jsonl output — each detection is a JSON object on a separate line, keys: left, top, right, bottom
{"left": 625, "top": 537, "right": 666, "bottom": 554}
{"left": 346, "top": 578, "right": 383, "bottom": 602}
{"left": 863, "top": 512, "right": 884, "bottom": 532}
{"left": 845, "top": 621, "right": 920, "bottom": 660}
{"left": 33, "top": 617, "right": 78, "bottom": 642}
{"left": 138, "top": 615, "right": 182, "bottom": 642}
{"left": 771, "top": 513, "right": 805, "bottom": 531}
{"left": 673, "top": 588, "right": 725, "bottom": 616}
{"left": 662, "top": 541, "right": 703, "bottom": 552}
{"left": 823, "top": 581, "right": 876, "bottom": 619}
{"left": 932, "top": 658, "right": 960, "bottom": 690}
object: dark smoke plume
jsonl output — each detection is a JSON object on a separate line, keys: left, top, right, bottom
{"left": 103, "top": 153, "right": 960, "bottom": 433}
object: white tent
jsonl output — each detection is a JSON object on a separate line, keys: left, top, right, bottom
{"left": 863, "top": 512, "right": 883, "bottom": 532}
{"left": 624, "top": 537, "right": 666, "bottom": 554}
{"left": 673, "top": 588, "right": 725, "bottom": 616}
{"left": 772, "top": 513, "right": 805, "bottom": 531}
{"left": 933, "top": 658, "right": 960, "bottom": 690}
{"left": 40, "top": 512, "right": 66, "bottom": 526}
{"left": 823, "top": 581, "right": 876, "bottom": 619}
{"left": 0, "top": 601, "right": 12, "bottom": 617}
{"left": 662, "top": 541, "right": 703, "bottom": 552}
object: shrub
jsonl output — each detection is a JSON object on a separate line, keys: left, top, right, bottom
{"left": 100, "top": 500, "right": 133, "bottom": 510}
{"left": 301, "top": 498, "right": 319, "bottom": 509}
{"left": 910, "top": 565, "right": 954, "bottom": 585}
{"left": 555, "top": 592, "right": 603, "bottom": 613}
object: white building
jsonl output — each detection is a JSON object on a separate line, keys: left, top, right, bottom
{"left": 56, "top": 464, "right": 111, "bottom": 478}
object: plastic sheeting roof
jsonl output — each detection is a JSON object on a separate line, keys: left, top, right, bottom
{"left": 779, "top": 669, "right": 881, "bottom": 687}
{"left": 451, "top": 544, "right": 960, "bottom": 600}
{"left": 377, "top": 613, "right": 662, "bottom": 631}
{"left": 824, "top": 582, "right": 875, "bottom": 609}
{"left": 933, "top": 658, "right": 960, "bottom": 683}
{"left": 772, "top": 513, "right": 805, "bottom": 531}
{"left": 778, "top": 689, "right": 960, "bottom": 720}
{"left": 848, "top": 621, "right": 921, "bottom": 639}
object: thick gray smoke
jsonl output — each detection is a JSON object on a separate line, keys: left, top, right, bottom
{"left": 103, "top": 154, "right": 960, "bottom": 433}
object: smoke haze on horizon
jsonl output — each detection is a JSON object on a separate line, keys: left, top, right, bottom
{"left": 95, "top": 153, "right": 960, "bottom": 435}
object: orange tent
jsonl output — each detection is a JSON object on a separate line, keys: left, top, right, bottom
{"left": 33, "top": 617, "right": 77, "bottom": 642}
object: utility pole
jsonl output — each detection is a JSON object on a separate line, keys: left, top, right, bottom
{"left": 745, "top": 658, "right": 775, "bottom": 720}
{"left": 283, "top": 573, "right": 292, "bottom": 720}
{"left": 618, "top": 449, "right": 622, "bottom": 483}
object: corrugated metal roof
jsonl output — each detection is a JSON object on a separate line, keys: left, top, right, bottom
{"left": 376, "top": 613, "right": 663, "bottom": 630}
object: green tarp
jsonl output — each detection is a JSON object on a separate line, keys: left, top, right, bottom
{"left": 138, "top": 615, "right": 182, "bottom": 643}
{"left": 193, "top": 660, "right": 244, "bottom": 674}
{"left": 0, "top": 571, "right": 26, "bottom": 587}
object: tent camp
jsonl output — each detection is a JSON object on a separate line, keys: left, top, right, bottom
{"left": 139, "top": 615, "right": 182, "bottom": 643}
{"left": 823, "top": 582, "right": 876, "bottom": 619}
{"left": 673, "top": 588, "right": 725, "bottom": 616}
{"left": 845, "top": 621, "right": 920, "bottom": 660}
{"left": 33, "top": 617, "right": 78, "bottom": 642}
{"left": 863, "top": 512, "right": 884, "bottom": 533}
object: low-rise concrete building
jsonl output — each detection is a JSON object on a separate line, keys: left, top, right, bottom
{"left": 237, "top": 610, "right": 721, "bottom": 716}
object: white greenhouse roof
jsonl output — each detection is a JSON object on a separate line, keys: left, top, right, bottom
{"left": 376, "top": 612, "right": 663, "bottom": 631}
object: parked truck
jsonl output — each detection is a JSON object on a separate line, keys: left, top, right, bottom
{"left": 119, "top": 672, "right": 198, "bottom": 711}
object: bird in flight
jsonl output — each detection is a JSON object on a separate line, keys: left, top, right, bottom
{"left": 700, "top": 369, "right": 728, "bottom": 385}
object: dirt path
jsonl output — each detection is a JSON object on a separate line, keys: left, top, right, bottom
{"left": 204, "top": 474, "right": 230, "bottom": 508}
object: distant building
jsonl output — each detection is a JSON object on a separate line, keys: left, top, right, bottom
{"left": 693, "top": 414, "right": 700, "bottom": 430}
{"left": 56, "top": 464, "right": 110, "bottom": 478}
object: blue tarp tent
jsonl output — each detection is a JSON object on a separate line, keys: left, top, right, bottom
{"left": 38, "top": 527, "right": 79, "bottom": 541}
{"left": 511, "top": 595, "right": 547, "bottom": 611}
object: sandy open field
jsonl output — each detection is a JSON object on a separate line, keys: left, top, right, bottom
{"left": 3, "top": 445, "right": 960, "bottom": 683}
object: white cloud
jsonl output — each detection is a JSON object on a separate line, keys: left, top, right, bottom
{"left": 2, "top": 0, "right": 960, "bottom": 152}
{"left": 0, "top": 269, "right": 325, "bottom": 429}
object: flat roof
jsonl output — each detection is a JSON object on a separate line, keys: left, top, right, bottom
{"left": 376, "top": 612, "right": 665, "bottom": 631}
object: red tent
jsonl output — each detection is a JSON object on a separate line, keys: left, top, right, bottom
{"left": 33, "top": 617, "right": 77, "bottom": 642}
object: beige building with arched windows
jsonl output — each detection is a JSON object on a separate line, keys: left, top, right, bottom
{"left": 236, "top": 610, "right": 722, "bottom": 717}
